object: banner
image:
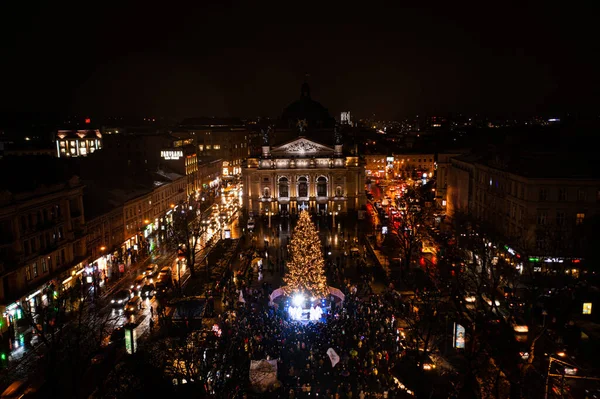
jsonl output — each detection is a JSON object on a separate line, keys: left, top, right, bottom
{"left": 454, "top": 323, "right": 465, "bottom": 349}
{"left": 327, "top": 348, "right": 340, "bottom": 367}
{"left": 249, "top": 359, "right": 278, "bottom": 392}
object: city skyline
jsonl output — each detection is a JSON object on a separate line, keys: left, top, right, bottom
{"left": 1, "top": 3, "right": 598, "bottom": 120}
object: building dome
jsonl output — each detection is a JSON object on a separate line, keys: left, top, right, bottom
{"left": 279, "top": 82, "right": 336, "bottom": 129}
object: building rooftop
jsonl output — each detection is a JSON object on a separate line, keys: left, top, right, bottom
{"left": 0, "top": 155, "right": 79, "bottom": 194}
{"left": 457, "top": 150, "right": 600, "bottom": 179}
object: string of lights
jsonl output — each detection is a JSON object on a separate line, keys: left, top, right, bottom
{"left": 283, "top": 211, "right": 329, "bottom": 299}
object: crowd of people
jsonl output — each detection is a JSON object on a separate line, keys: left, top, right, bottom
{"left": 212, "top": 278, "right": 415, "bottom": 399}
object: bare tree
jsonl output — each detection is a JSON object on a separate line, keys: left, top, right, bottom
{"left": 391, "top": 188, "right": 434, "bottom": 279}
{"left": 17, "top": 281, "right": 120, "bottom": 397}
{"left": 171, "top": 204, "right": 211, "bottom": 282}
{"left": 450, "top": 212, "right": 526, "bottom": 399}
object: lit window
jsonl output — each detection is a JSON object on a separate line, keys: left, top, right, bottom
{"left": 198, "top": 145, "right": 204, "bottom": 151}
{"left": 576, "top": 213, "right": 585, "bottom": 225}
{"left": 80, "top": 148, "right": 87, "bottom": 155}
{"left": 206, "top": 145, "right": 212, "bottom": 150}
{"left": 60, "top": 141, "right": 65, "bottom": 147}
{"left": 214, "top": 145, "right": 220, "bottom": 150}
{"left": 70, "top": 148, "right": 76, "bottom": 154}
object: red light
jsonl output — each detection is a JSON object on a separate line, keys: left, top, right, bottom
{"left": 85, "top": 118, "right": 91, "bottom": 124}
{"left": 573, "top": 259, "right": 581, "bottom": 264}
{"left": 516, "top": 254, "right": 521, "bottom": 259}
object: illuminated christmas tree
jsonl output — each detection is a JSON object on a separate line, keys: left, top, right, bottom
{"left": 283, "top": 211, "right": 329, "bottom": 299}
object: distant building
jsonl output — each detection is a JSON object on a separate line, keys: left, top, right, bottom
{"left": 55, "top": 129, "right": 103, "bottom": 158}
{"left": 435, "top": 152, "right": 463, "bottom": 207}
{"left": 0, "top": 156, "right": 87, "bottom": 334}
{"left": 446, "top": 151, "right": 600, "bottom": 270}
{"left": 341, "top": 112, "right": 352, "bottom": 125}
{"left": 174, "top": 118, "right": 250, "bottom": 179}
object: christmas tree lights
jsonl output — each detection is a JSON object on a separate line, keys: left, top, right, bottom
{"left": 283, "top": 211, "right": 329, "bottom": 299}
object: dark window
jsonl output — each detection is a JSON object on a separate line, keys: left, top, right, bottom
{"left": 298, "top": 177, "right": 308, "bottom": 197}
{"left": 558, "top": 188, "right": 567, "bottom": 201}
{"left": 556, "top": 211, "right": 565, "bottom": 226}
{"left": 317, "top": 176, "right": 327, "bottom": 197}
{"left": 42, "top": 257, "right": 48, "bottom": 273}
{"left": 25, "top": 266, "right": 32, "bottom": 281}
{"left": 539, "top": 188, "right": 547, "bottom": 201}
{"left": 279, "top": 178, "right": 289, "bottom": 197}
{"left": 32, "top": 262, "right": 38, "bottom": 278}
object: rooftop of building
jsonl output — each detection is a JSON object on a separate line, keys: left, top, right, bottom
{"left": 456, "top": 150, "right": 600, "bottom": 179}
{"left": 0, "top": 155, "right": 80, "bottom": 195}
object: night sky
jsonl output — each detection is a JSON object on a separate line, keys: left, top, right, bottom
{"left": 1, "top": 2, "right": 598, "bottom": 120}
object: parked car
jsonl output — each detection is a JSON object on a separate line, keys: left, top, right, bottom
{"left": 155, "top": 280, "right": 170, "bottom": 296}
{"left": 131, "top": 275, "right": 147, "bottom": 293}
{"left": 144, "top": 264, "right": 159, "bottom": 277}
{"left": 141, "top": 283, "right": 155, "bottom": 298}
{"left": 111, "top": 289, "right": 131, "bottom": 307}
{"left": 125, "top": 296, "right": 142, "bottom": 314}
{"left": 158, "top": 266, "right": 172, "bottom": 281}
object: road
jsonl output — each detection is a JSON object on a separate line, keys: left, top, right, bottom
{"left": 0, "top": 199, "right": 243, "bottom": 393}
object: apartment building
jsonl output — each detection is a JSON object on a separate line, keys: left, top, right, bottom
{"left": 0, "top": 156, "right": 87, "bottom": 333}
{"left": 447, "top": 152, "right": 600, "bottom": 265}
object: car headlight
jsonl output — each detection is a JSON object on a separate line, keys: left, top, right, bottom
{"left": 118, "top": 299, "right": 123, "bottom": 304}
{"left": 111, "top": 299, "right": 115, "bottom": 303}
{"left": 130, "top": 285, "right": 134, "bottom": 289}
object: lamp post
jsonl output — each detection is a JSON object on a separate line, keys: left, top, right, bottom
{"left": 330, "top": 211, "right": 338, "bottom": 229}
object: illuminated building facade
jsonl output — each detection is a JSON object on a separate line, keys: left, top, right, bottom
{"left": 243, "top": 132, "right": 366, "bottom": 216}
{"left": 55, "top": 129, "right": 103, "bottom": 157}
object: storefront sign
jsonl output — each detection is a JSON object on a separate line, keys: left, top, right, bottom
{"left": 161, "top": 150, "right": 183, "bottom": 160}
{"left": 583, "top": 303, "right": 592, "bottom": 315}
{"left": 119, "top": 264, "right": 125, "bottom": 273}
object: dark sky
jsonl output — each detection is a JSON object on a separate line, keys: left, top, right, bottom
{"left": 1, "top": 2, "right": 598, "bottom": 120}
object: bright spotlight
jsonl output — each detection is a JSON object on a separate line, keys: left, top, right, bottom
{"left": 292, "top": 293, "right": 305, "bottom": 307}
